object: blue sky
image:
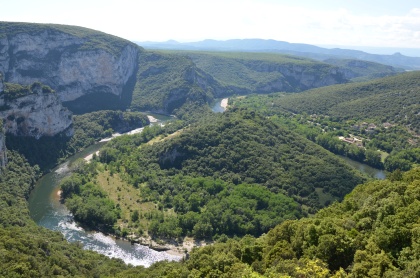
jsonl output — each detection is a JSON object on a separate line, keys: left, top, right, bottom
{"left": 2, "top": 0, "right": 420, "bottom": 52}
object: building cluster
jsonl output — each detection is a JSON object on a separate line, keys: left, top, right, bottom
{"left": 351, "top": 122, "right": 393, "bottom": 134}
{"left": 338, "top": 135, "right": 364, "bottom": 147}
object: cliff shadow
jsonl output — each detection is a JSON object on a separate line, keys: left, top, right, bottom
{"left": 63, "top": 92, "right": 128, "bottom": 115}
{"left": 63, "top": 64, "right": 138, "bottom": 115}
{"left": 6, "top": 133, "right": 72, "bottom": 172}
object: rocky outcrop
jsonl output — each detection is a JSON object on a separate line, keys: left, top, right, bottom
{"left": 134, "top": 52, "right": 222, "bottom": 113}
{"left": 0, "top": 73, "right": 5, "bottom": 169}
{"left": 0, "top": 22, "right": 140, "bottom": 111}
{"left": 238, "top": 61, "right": 346, "bottom": 92}
{"left": 0, "top": 81, "right": 73, "bottom": 138}
{"left": 0, "top": 72, "right": 3, "bottom": 93}
{"left": 135, "top": 50, "right": 348, "bottom": 114}
{"left": 185, "top": 52, "right": 348, "bottom": 98}
{"left": 324, "top": 59, "right": 403, "bottom": 81}
{"left": 0, "top": 127, "right": 7, "bottom": 169}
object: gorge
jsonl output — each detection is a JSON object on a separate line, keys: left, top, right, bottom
{"left": 1, "top": 21, "right": 420, "bottom": 277}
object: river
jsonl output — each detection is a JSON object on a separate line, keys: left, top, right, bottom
{"left": 28, "top": 106, "right": 383, "bottom": 267}
{"left": 212, "top": 99, "right": 384, "bottom": 179}
{"left": 340, "top": 156, "right": 386, "bottom": 180}
{"left": 28, "top": 116, "right": 181, "bottom": 267}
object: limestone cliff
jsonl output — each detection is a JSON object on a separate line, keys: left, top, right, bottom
{"left": 186, "top": 53, "right": 347, "bottom": 94}
{"left": 0, "top": 73, "right": 5, "bottom": 169}
{"left": 132, "top": 52, "right": 222, "bottom": 113}
{"left": 0, "top": 81, "right": 73, "bottom": 138}
{"left": 0, "top": 22, "right": 140, "bottom": 112}
{"left": 0, "top": 72, "right": 3, "bottom": 93}
{"left": 0, "top": 124, "right": 7, "bottom": 169}
{"left": 323, "top": 58, "right": 403, "bottom": 81}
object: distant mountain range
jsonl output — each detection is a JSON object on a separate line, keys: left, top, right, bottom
{"left": 137, "top": 39, "right": 420, "bottom": 70}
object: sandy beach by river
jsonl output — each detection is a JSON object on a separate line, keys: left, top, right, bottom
{"left": 147, "top": 115, "right": 159, "bottom": 123}
{"left": 84, "top": 151, "right": 100, "bottom": 162}
{"left": 130, "top": 236, "right": 211, "bottom": 257}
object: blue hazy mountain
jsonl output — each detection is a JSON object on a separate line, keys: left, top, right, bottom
{"left": 137, "top": 39, "right": 420, "bottom": 70}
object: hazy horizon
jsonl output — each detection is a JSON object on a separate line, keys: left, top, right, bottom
{"left": 135, "top": 38, "right": 420, "bottom": 57}
{"left": 2, "top": 0, "right": 420, "bottom": 56}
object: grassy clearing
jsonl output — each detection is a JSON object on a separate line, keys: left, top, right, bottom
{"left": 146, "top": 129, "right": 184, "bottom": 146}
{"left": 379, "top": 150, "right": 389, "bottom": 163}
{"left": 96, "top": 170, "right": 163, "bottom": 235}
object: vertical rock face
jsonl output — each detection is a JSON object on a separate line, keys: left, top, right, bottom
{"left": 0, "top": 72, "right": 3, "bottom": 93}
{"left": 0, "top": 81, "right": 73, "bottom": 138}
{"left": 0, "top": 23, "right": 140, "bottom": 111}
{"left": 0, "top": 126, "right": 7, "bottom": 169}
{"left": 57, "top": 45, "right": 138, "bottom": 102}
{"left": 0, "top": 73, "right": 6, "bottom": 168}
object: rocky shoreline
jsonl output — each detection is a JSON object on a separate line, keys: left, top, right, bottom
{"left": 128, "top": 236, "right": 211, "bottom": 257}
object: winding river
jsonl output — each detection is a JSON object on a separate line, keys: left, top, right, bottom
{"left": 28, "top": 116, "right": 181, "bottom": 267}
{"left": 28, "top": 102, "right": 383, "bottom": 267}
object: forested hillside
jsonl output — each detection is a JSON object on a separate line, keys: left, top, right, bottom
{"left": 131, "top": 51, "right": 220, "bottom": 114}
{"left": 0, "top": 151, "right": 137, "bottom": 277}
{"left": 129, "top": 167, "right": 420, "bottom": 277}
{"left": 179, "top": 51, "right": 346, "bottom": 92}
{"left": 2, "top": 147, "right": 420, "bottom": 276}
{"left": 130, "top": 49, "right": 352, "bottom": 115}
{"left": 231, "top": 71, "right": 420, "bottom": 171}
{"left": 152, "top": 108, "right": 364, "bottom": 204}
{"left": 140, "top": 38, "right": 420, "bottom": 70}
{"left": 271, "top": 71, "right": 420, "bottom": 131}
{"left": 131, "top": 49, "right": 407, "bottom": 115}
{"left": 61, "top": 108, "right": 365, "bottom": 244}
{"left": 323, "top": 58, "right": 403, "bottom": 81}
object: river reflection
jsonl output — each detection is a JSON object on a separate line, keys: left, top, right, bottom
{"left": 340, "top": 156, "right": 386, "bottom": 180}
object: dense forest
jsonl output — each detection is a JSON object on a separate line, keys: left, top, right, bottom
{"left": 60, "top": 108, "right": 365, "bottom": 244}
{"left": 134, "top": 167, "right": 420, "bottom": 277}
{"left": 173, "top": 51, "right": 346, "bottom": 92}
{"left": 0, "top": 151, "right": 138, "bottom": 277}
{"left": 232, "top": 71, "right": 420, "bottom": 172}
{"left": 2, "top": 148, "right": 420, "bottom": 277}
{"left": 269, "top": 71, "right": 420, "bottom": 131}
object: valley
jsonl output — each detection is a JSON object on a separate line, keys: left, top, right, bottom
{"left": 27, "top": 99, "right": 384, "bottom": 266}
{"left": 1, "top": 21, "right": 420, "bottom": 277}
